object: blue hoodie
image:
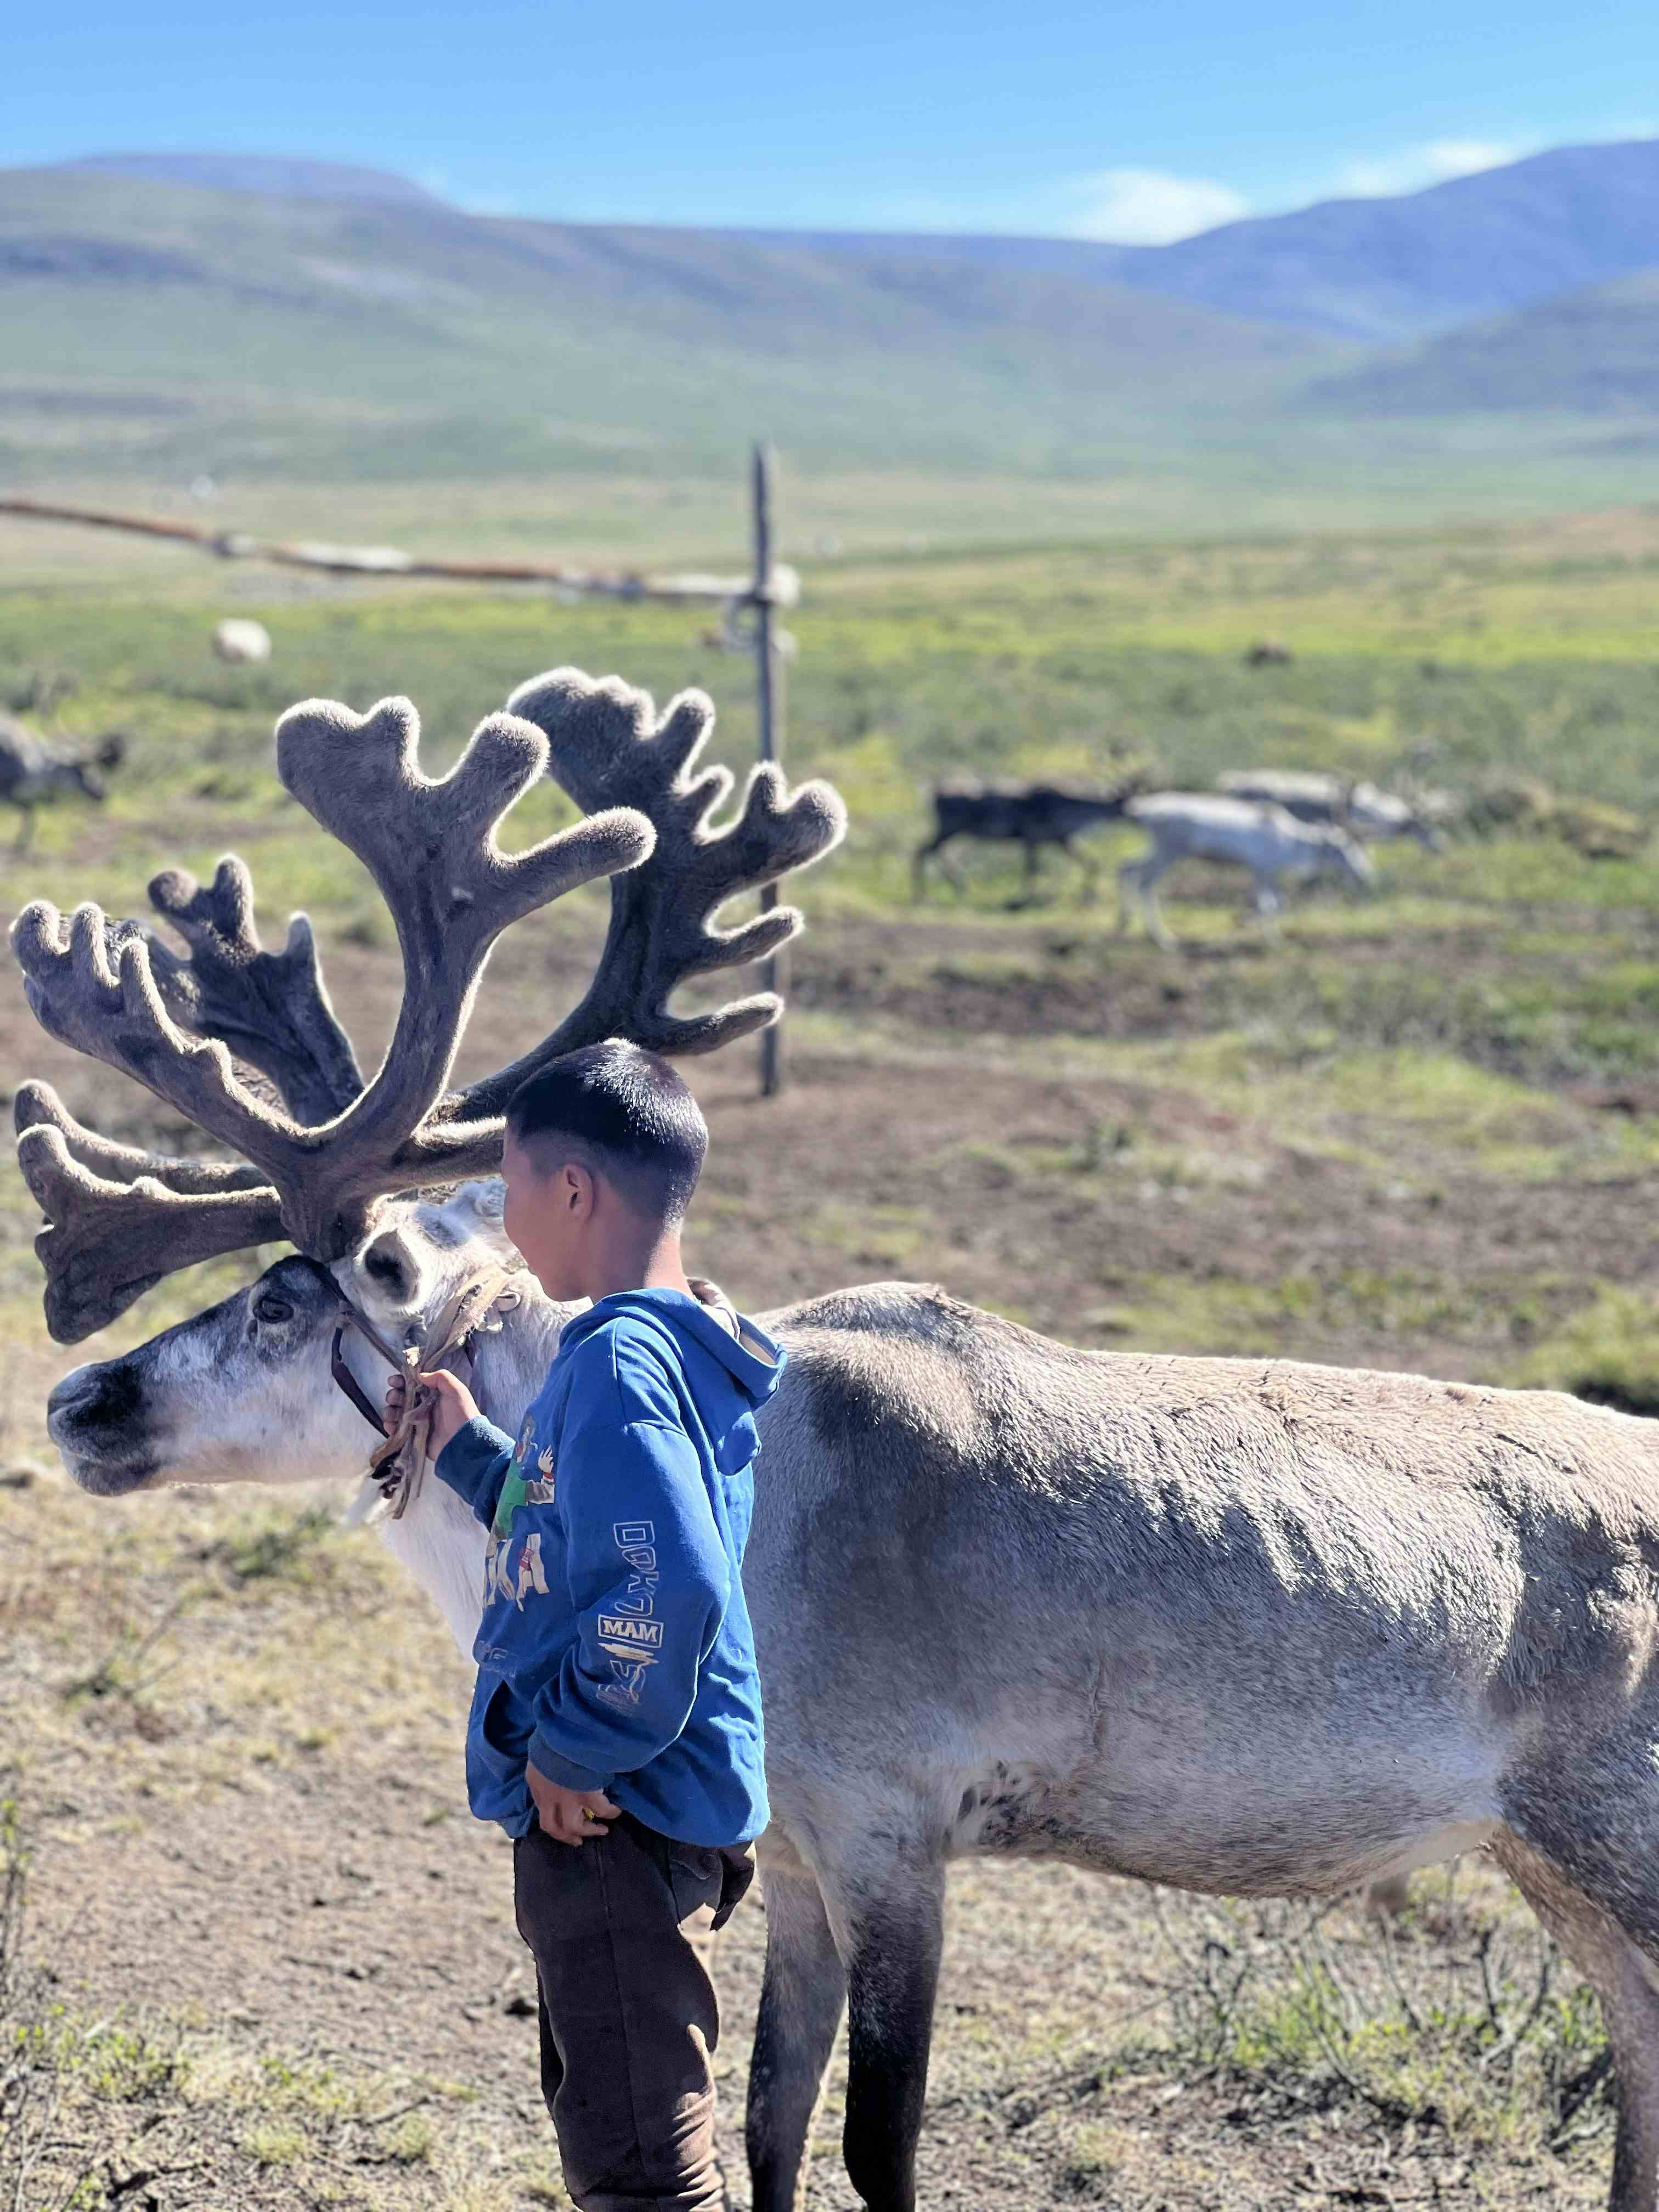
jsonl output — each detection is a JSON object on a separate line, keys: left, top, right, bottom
{"left": 433, "top": 1287, "right": 783, "bottom": 1847}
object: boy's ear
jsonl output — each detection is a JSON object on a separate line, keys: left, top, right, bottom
{"left": 561, "top": 1160, "right": 596, "bottom": 1216}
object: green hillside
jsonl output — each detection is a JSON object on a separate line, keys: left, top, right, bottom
{"left": 0, "top": 167, "right": 1338, "bottom": 486}
{"left": 1307, "top": 268, "right": 1659, "bottom": 417}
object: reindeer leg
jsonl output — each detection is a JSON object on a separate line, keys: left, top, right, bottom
{"left": 1133, "top": 850, "right": 1176, "bottom": 949}
{"left": 911, "top": 834, "right": 944, "bottom": 901}
{"left": 831, "top": 1842, "right": 946, "bottom": 2212}
{"left": 1251, "top": 871, "right": 1284, "bottom": 942}
{"left": 917, "top": 832, "right": 967, "bottom": 897}
{"left": 14, "top": 804, "right": 33, "bottom": 855}
{"left": 1067, "top": 837, "right": 1101, "bottom": 906}
{"left": 1496, "top": 1830, "right": 1659, "bottom": 2210}
{"left": 1009, "top": 836, "right": 1042, "bottom": 910}
{"left": 748, "top": 1845, "right": 847, "bottom": 2212}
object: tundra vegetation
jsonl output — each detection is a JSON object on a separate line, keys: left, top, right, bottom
{"left": 8, "top": 503, "right": 1659, "bottom": 2207}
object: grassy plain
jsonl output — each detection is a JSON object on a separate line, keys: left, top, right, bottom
{"left": 7, "top": 503, "right": 1659, "bottom": 2205}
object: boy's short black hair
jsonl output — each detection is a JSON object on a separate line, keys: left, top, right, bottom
{"left": 505, "top": 1040, "right": 708, "bottom": 1225}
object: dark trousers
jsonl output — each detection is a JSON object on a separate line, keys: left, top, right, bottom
{"left": 513, "top": 1812, "right": 755, "bottom": 2212}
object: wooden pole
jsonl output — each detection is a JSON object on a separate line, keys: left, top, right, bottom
{"left": 0, "top": 494, "right": 756, "bottom": 599}
{"left": 752, "top": 442, "right": 787, "bottom": 1099}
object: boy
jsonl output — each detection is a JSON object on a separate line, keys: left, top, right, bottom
{"left": 394, "top": 1039, "right": 783, "bottom": 2212}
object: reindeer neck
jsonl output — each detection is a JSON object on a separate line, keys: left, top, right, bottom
{"left": 370, "top": 1267, "right": 572, "bottom": 1661}
{"left": 465, "top": 1274, "right": 572, "bottom": 1434}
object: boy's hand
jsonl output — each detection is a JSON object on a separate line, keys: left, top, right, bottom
{"left": 527, "top": 1761, "right": 622, "bottom": 1847}
{"left": 385, "top": 1368, "right": 479, "bottom": 1457}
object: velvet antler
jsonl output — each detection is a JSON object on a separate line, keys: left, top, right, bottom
{"left": 13, "top": 671, "right": 844, "bottom": 1342}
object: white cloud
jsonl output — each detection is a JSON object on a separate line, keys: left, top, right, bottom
{"left": 1065, "top": 168, "right": 1251, "bottom": 245}
{"left": 1336, "top": 139, "right": 1522, "bottom": 198}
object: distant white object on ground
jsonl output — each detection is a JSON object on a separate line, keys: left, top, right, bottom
{"left": 212, "top": 618, "right": 272, "bottom": 664}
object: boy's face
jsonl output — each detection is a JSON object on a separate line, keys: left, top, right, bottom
{"left": 500, "top": 1127, "right": 597, "bottom": 1303}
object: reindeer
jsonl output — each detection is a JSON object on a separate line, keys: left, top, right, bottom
{"left": 1119, "top": 791, "right": 1375, "bottom": 947}
{"left": 0, "top": 713, "right": 126, "bottom": 853}
{"left": 20, "top": 669, "right": 1659, "bottom": 2212}
{"left": 912, "top": 777, "right": 1143, "bottom": 905}
{"left": 1219, "top": 769, "right": 1448, "bottom": 851}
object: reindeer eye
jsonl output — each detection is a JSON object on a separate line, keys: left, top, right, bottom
{"left": 253, "top": 1292, "right": 294, "bottom": 1325}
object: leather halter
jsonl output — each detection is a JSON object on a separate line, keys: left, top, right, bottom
{"left": 324, "top": 1266, "right": 521, "bottom": 1518}
{"left": 330, "top": 1306, "right": 401, "bottom": 1440}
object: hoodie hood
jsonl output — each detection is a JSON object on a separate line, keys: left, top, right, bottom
{"left": 559, "top": 1286, "right": 784, "bottom": 1413}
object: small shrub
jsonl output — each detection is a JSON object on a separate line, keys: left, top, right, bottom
{"left": 1141, "top": 1882, "right": 1613, "bottom": 2160}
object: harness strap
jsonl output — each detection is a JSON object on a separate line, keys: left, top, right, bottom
{"left": 331, "top": 1323, "right": 390, "bottom": 1437}
{"left": 331, "top": 1265, "right": 522, "bottom": 1521}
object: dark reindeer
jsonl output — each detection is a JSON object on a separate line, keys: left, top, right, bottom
{"left": 0, "top": 712, "right": 126, "bottom": 852}
{"left": 912, "top": 777, "right": 1145, "bottom": 904}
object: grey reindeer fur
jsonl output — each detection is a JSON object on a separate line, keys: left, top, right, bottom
{"left": 19, "top": 669, "right": 1659, "bottom": 2212}
{"left": 0, "top": 710, "right": 126, "bottom": 851}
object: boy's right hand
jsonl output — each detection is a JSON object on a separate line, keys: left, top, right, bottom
{"left": 385, "top": 1368, "right": 479, "bottom": 1458}
{"left": 527, "top": 1762, "right": 623, "bottom": 1847}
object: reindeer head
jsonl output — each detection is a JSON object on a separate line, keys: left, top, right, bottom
{"left": 16, "top": 668, "right": 846, "bottom": 1493}
{"left": 44, "top": 1183, "right": 524, "bottom": 1496}
{"left": 1316, "top": 827, "right": 1377, "bottom": 890}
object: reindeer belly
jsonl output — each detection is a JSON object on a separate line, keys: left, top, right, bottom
{"left": 949, "top": 1685, "right": 1502, "bottom": 1896}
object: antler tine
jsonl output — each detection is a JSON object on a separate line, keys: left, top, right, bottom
{"left": 15, "top": 1080, "right": 271, "bottom": 1197}
{"left": 453, "top": 668, "right": 845, "bottom": 1112}
{"left": 270, "top": 695, "right": 655, "bottom": 1244}
{"left": 145, "top": 857, "right": 364, "bottom": 1121}
{"left": 14, "top": 695, "right": 653, "bottom": 1264}
{"left": 11, "top": 668, "right": 833, "bottom": 1334}
{"left": 12, "top": 898, "right": 320, "bottom": 1195}
{"left": 16, "top": 1092, "right": 284, "bottom": 1343}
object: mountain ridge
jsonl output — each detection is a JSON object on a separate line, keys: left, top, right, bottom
{"left": 55, "top": 153, "right": 445, "bottom": 207}
{"left": 1308, "top": 266, "right": 1659, "bottom": 416}
{"left": 42, "top": 136, "right": 1659, "bottom": 349}
{"left": 738, "top": 139, "right": 1659, "bottom": 343}
{"left": 0, "top": 166, "right": 1339, "bottom": 486}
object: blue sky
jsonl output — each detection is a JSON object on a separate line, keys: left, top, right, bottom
{"left": 5, "top": 1, "right": 1655, "bottom": 240}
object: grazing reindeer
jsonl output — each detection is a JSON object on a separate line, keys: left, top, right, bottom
{"left": 1219, "top": 769, "right": 1447, "bottom": 851}
{"left": 21, "top": 669, "right": 1659, "bottom": 2212}
{"left": 1118, "top": 792, "right": 1375, "bottom": 947}
{"left": 0, "top": 712, "right": 126, "bottom": 852}
{"left": 1217, "top": 768, "right": 1345, "bottom": 821}
{"left": 913, "top": 777, "right": 1143, "bottom": 904}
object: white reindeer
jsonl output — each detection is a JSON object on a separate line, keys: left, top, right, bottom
{"left": 1118, "top": 792, "right": 1375, "bottom": 947}
{"left": 1219, "top": 769, "right": 1448, "bottom": 850}
{"left": 19, "top": 669, "right": 1659, "bottom": 2212}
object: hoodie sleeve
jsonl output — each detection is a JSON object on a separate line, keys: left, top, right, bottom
{"left": 434, "top": 1415, "right": 517, "bottom": 1530}
{"left": 526, "top": 1338, "right": 731, "bottom": 1794}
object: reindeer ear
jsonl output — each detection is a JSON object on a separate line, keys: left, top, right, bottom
{"left": 436, "top": 1178, "right": 514, "bottom": 1257}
